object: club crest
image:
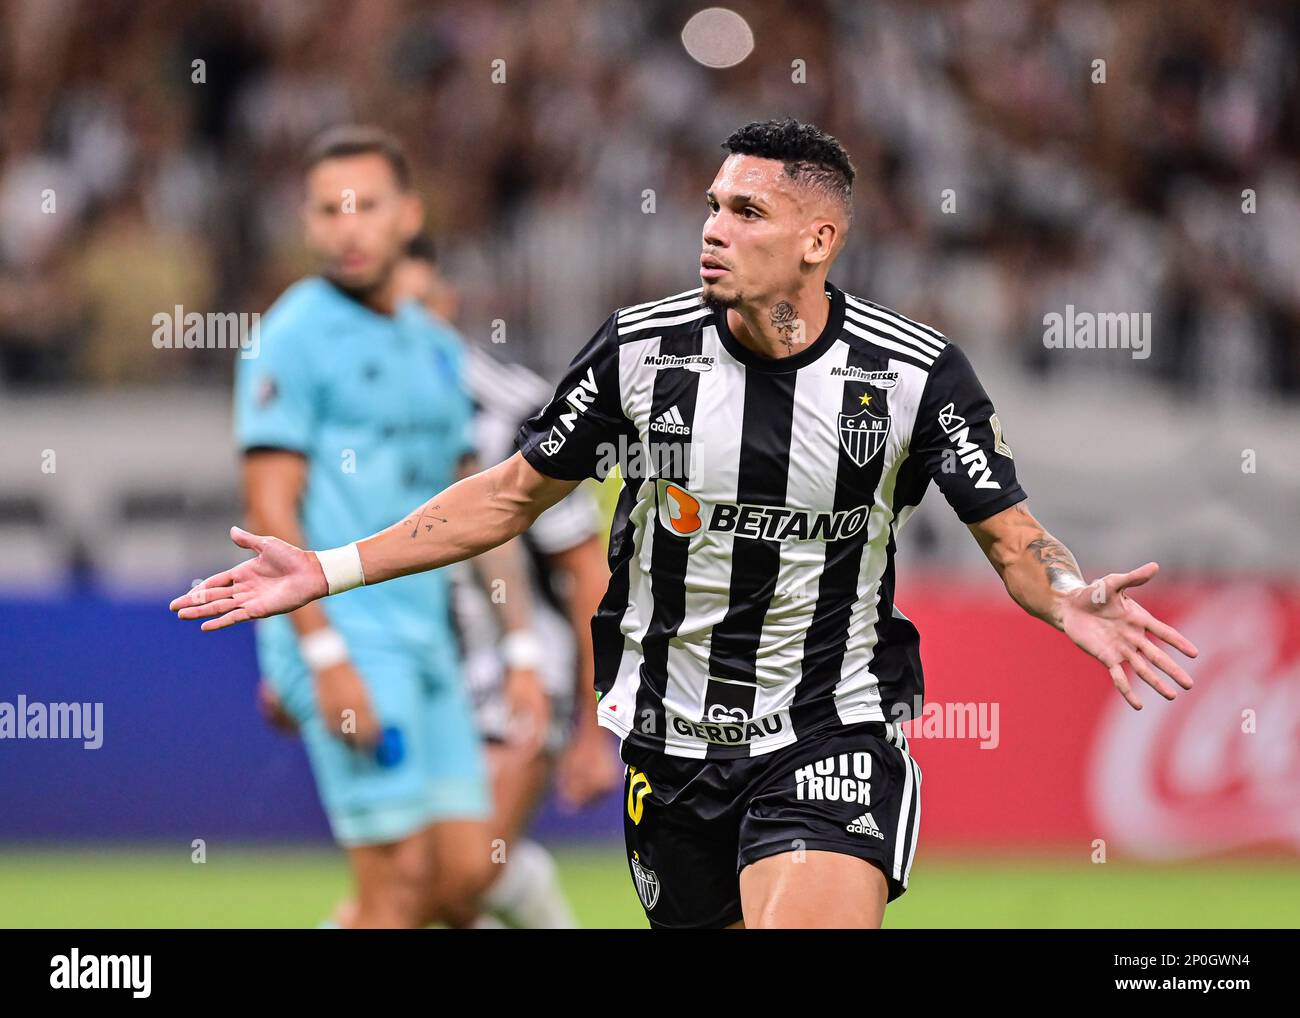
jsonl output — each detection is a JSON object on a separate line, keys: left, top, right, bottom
{"left": 629, "top": 851, "right": 660, "bottom": 910}
{"left": 838, "top": 407, "right": 891, "bottom": 467}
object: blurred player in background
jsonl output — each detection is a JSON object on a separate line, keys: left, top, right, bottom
{"left": 393, "top": 238, "right": 619, "bottom": 927}
{"left": 236, "top": 125, "right": 546, "bottom": 928}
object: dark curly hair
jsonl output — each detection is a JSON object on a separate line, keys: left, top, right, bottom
{"left": 304, "top": 124, "right": 412, "bottom": 191}
{"left": 721, "top": 118, "right": 855, "bottom": 220}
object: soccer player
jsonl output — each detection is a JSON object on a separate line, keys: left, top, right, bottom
{"left": 395, "top": 240, "right": 619, "bottom": 811}
{"left": 379, "top": 239, "right": 620, "bottom": 927}
{"left": 234, "top": 125, "right": 546, "bottom": 928}
{"left": 178, "top": 119, "right": 1198, "bottom": 929}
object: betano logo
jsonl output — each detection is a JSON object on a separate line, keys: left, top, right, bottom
{"left": 657, "top": 480, "right": 871, "bottom": 542}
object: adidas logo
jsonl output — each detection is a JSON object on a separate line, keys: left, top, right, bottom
{"left": 846, "top": 812, "right": 885, "bottom": 839}
{"left": 651, "top": 405, "right": 691, "bottom": 435}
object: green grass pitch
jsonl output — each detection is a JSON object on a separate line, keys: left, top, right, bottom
{"left": 1, "top": 845, "right": 1296, "bottom": 928}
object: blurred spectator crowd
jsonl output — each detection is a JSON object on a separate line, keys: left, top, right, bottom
{"left": 1, "top": 0, "right": 1297, "bottom": 395}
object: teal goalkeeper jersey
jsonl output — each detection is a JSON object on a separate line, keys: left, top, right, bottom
{"left": 234, "top": 276, "right": 474, "bottom": 665}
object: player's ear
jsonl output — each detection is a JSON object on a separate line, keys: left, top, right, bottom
{"left": 804, "top": 220, "right": 837, "bottom": 268}
{"left": 398, "top": 191, "right": 424, "bottom": 238}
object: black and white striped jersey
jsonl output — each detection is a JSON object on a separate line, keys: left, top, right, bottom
{"left": 516, "top": 281, "right": 1026, "bottom": 759}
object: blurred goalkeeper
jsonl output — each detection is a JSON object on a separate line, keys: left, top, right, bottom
{"left": 396, "top": 240, "right": 619, "bottom": 813}
{"left": 235, "top": 125, "right": 543, "bottom": 928}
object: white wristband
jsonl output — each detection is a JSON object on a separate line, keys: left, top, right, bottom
{"left": 315, "top": 543, "right": 365, "bottom": 595}
{"left": 501, "top": 630, "right": 543, "bottom": 670}
{"left": 300, "top": 628, "right": 349, "bottom": 672}
{"left": 1051, "top": 573, "right": 1089, "bottom": 595}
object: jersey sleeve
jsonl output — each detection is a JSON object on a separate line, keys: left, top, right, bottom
{"left": 233, "top": 317, "right": 317, "bottom": 455}
{"left": 515, "top": 311, "right": 626, "bottom": 481}
{"left": 908, "top": 343, "right": 1027, "bottom": 524}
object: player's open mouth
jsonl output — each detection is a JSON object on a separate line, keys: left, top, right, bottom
{"left": 700, "top": 255, "right": 729, "bottom": 280}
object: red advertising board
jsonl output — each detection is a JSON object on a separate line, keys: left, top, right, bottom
{"left": 897, "top": 577, "right": 1300, "bottom": 858}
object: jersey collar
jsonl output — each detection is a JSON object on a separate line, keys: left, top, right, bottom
{"left": 713, "top": 280, "right": 845, "bottom": 374}
{"left": 321, "top": 275, "right": 401, "bottom": 323}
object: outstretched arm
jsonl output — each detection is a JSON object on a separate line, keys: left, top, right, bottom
{"left": 968, "top": 500, "right": 1198, "bottom": 710}
{"left": 170, "top": 452, "right": 579, "bottom": 631}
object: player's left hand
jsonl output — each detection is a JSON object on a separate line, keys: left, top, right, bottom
{"left": 1058, "top": 561, "right": 1198, "bottom": 710}
{"left": 504, "top": 666, "right": 550, "bottom": 755}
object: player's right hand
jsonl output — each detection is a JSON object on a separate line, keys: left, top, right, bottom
{"left": 169, "top": 527, "right": 328, "bottom": 631}
{"left": 313, "top": 661, "right": 383, "bottom": 748}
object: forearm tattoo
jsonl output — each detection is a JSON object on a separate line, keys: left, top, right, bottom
{"left": 405, "top": 504, "right": 447, "bottom": 538}
{"left": 1027, "top": 536, "right": 1085, "bottom": 593}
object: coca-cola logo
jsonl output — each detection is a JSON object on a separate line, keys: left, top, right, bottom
{"left": 1089, "top": 586, "right": 1300, "bottom": 859}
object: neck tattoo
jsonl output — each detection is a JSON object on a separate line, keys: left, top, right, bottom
{"left": 769, "top": 301, "right": 802, "bottom": 355}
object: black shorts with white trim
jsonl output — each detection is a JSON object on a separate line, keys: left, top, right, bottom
{"left": 620, "top": 720, "right": 922, "bottom": 929}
